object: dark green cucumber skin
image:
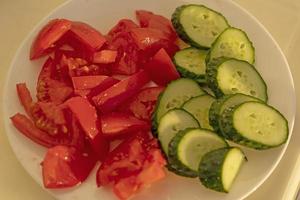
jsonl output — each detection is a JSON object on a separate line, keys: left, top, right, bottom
{"left": 199, "top": 147, "right": 230, "bottom": 193}
{"left": 167, "top": 128, "right": 199, "bottom": 177}
{"left": 206, "top": 57, "right": 230, "bottom": 98}
{"left": 205, "top": 27, "right": 255, "bottom": 65}
{"left": 175, "top": 65, "right": 206, "bottom": 84}
{"left": 219, "top": 102, "right": 289, "bottom": 150}
{"left": 209, "top": 95, "right": 233, "bottom": 136}
{"left": 171, "top": 4, "right": 229, "bottom": 49}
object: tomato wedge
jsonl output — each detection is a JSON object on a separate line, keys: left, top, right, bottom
{"left": 42, "top": 145, "right": 97, "bottom": 188}
{"left": 30, "top": 19, "right": 72, "bottom": 60}
{"left": 101, "top": 112, "right": 150, "bottom": 139}
{"left": 93, "top": 50, "right": 118, "bottom": 64}
{"left": 93, "top": 71, "right": 150, "bottom": 113}
{"left": 69, "top": 22, "right": 106, "bottom": 51}
{"left": 16, "top": 83, "right": 34, "bottom": 118}
{"left": 127, "top": 87, "right": 164, "bottom": 121}
{"left": 144, "top": 48, "right": 180, "bottom": 86}
{"left": 64, "top": 97, "right": 109, "bottom": 160}
{"left": 107, "top": 19, "right": 139, "bottom": 40}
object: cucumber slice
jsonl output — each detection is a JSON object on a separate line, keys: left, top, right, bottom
{"left": 206, "top": 58, "right": 268, "bottom": 101}
{"left": 182, "top": 94, "right": 216, "bottom": 130}
{"left": 158, "top": 109, "right": 199, "bottom": 155}
{"left": 168, "top": 128, "right": 228, "bottom": 177}
{"left": 172, "top": 4, "right": 230, "bottom": 48}
{"left": 209, "top": 93, "right": 261, "bottom": 135}
{"left": 173, "top": 47, "right": 208, "bottom": 83}
{"left": 220, "top": 101, "right": 289, "bottom": 149}
{"left": 199, "top": 147, "right": 246, "bottom": 193}
{"left": 206, "top": 27, "right": 255, "bottom": 64}
{"left": 153, "top": 78, "right": 205, "bottom": 129}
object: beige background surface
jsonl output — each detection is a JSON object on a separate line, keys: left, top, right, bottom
{"left": 0, "top": 0, "right": 299, "bottom": 199}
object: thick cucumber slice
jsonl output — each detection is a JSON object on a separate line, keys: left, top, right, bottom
{"left": 173, "top": 47, "right": 208, "bottom": 83}
{"left": 158, "top": 109, "right": 199, "bottom": 155}
{"left": 209, "top": 93, "right": 261, "bottom": 135}
{"left": 168, "top": 128, "right": 228, "bottom": 177}
{"left": 172, "top": 4, "right": 230, "bottom": 48}
{"left": 153, "top": 78, "right": 205, "bottom": 129}
{"left": 206, "top": 58, "right": 268, "bottom": 101}
{"left": 199, "top": 147, "right": 246, "bottom": 193}
{"left": 206, "top": 27, "right": 255, "bottom": 64}
{"left": 182, "top": 94, "right": 216, "bottom": 130}
{"left": 220, "top": 101, "right": 289, "bottom": 149}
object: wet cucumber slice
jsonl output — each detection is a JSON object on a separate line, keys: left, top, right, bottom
{"left": 206, "top": 27, "right": 255, "bottom": 64}
{"left": 173, "top": 47, "right": 208, "bottom": 83}
{"left": 220, "top": 101, "right": 289, "bottom": 149}
{"left": 199, "top": 147, "right": 246, "bottom": 193}
{"left": 172, "top": 4, "right": 230, "bottom": 48}
{"left": 182, "top": 94, "right": 216, "bottom": 130}
{"left": 153, "top": 78, "right": 205, "bottom": 129}
{"left": 206, "top": 58, "right": 267, "bottom": 101}
{"left": 168, "top": 128, "right": 228, "bottom": 177}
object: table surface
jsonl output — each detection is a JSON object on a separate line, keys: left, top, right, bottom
{"left": 1, "top": 0, "right": 300, "bottom": 199}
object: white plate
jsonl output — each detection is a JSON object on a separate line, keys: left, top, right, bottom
{"left": 3, "top": 0, "right": 296, "bottom": 200}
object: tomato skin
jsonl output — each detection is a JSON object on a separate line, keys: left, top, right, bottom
{"left": 30, "top": 19, "right": 72, "bottom": 60}
{"left": 16, "top": 83, "right": 34, "bottom": 118}
{"left": 92, "top": 71, "right": 150, "bottom": 113}
{"left": 128, "top": 87, "right": 164, "bottom": 121}
{"left": 101, "top": 112, "right": 150, "bottom": 139}
{"left": 64, "top": 97, "right": 109, "bottom": 160}
{"left": 93, "top": 50, "right": 118, "bottom": 64}
{"left": 144, "top": 48, "right": 180, "bottom": 86}
{"left": 69, "top": 22, "right": 106, "bottom": 51}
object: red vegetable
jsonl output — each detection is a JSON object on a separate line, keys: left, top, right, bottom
{"left": 93, "top": 50, "right": 118, "bottom": 64}
{"left": 144, "top": 48, "right": 180, "bottom": 86}
{"left": 93, "top": 70, "right": 150, "bottom": 113}
{"left": 30, "top": 19, "right": 72, "bottom": 60}
{"left": 101, "top": 112, "right": 150, "bottom": 139}
{"left": 128, "top": 87, "right": 164, "bottom": 121}
{"left": 107, "top": 19, "right": 139, "bottom": 40}
{"left": 42, "top": 145, "right": 97, "bottom": 188}
{"left": 16, "top": 83, "right": 34, "bottom": 118}
{"left": 64, "top": 96, "right": 109, "bottom": 160}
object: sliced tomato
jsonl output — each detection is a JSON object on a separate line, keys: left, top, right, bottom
{"left": 108, "top": 32, "right": 140, "bottom": 75}
{"left": 30, "top": 19, "right": 72, "bottom": 60}
{"left": 96, "top": 131, "right": 150, "bottom": 186}
{"left": 37, "top": 57, "right": 73, "bottom": 104}
{"left": 144, "top": 48, "right": 180, "bottom": 86}
{"left": 136, "top": 10, "right": 176, "bottom": 39}
{"left": 93, "top": 50, "right": 118, "bottom": 64}
{"left": 10, "top": 112, "right": 84, "bottom": 149}
{"left": 92, "top": 71, "right": 150, "bottom": 113}
{"left": 64, "top": 96, "right": 109, "bottom": 160}
{"left": 108, "top": 19, "right": 139, "bottom": 39}
{"left": 69, "top": 22, "right": 106, "bottom": 51}
{"left": 16, "top": 83, "right": 34, "bottom": 118}
{"left": 101, "top": 112, "right": 150, "bottom": 139}
{"left": 42, "top": 145, "right": 97, "bottom": 188}
{"left": 128, "top": 87, "right": 164, "bottom": 121}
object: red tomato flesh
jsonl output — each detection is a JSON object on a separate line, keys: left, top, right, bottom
{"left": 144, "top": 48, "right": 180, "bottom": 86}
{"left": 93, "top": 71, "right": 150, "bottom": 113}
{"left": 101, "top": 112, "right": 150, "bottom": 139}
{"left": 107, "top": 19, "right": 139, "bottom": 40}
{"left": 93, "top": 50, "right": 118, "bottom": 64}
{"left": 30, "top": 19, "right": 72, "bottom": 60}
{"left": 16, "top": 83, "right": 34, "bottom": 118}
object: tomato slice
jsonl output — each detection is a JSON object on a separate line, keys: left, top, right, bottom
{"left": 64, "top": 97, "right": 109, "bottom": 160}
{"left": 101, "top": 112, "right": 150, "bottom": 139}
{"left": 107, "top": 19, "right": 139, "bottom": 40}
{"left": 93, "top": 50, "right": 118, "bottom": 64}
{"left": 92, "top": 71, "right": 150, "bottom": 113}
{"left": 69, "top": 22, "right": 106, "bottom": 51}
{"left": 144, "top": 48, "right": 180, "bottom": 86}
{"left": 128, "top": 87, "right": 164, "bottom": 121}
{"left": 42, "top": 145, "right": 97, "bottom": 188}
{"left": 37, "top": 57, "right": 73, "bottom": 104}
{"left": 16, "top": 83, "right": 34, "bottom": 118}
{"left": 30, "top": 19, "right": 72, "bottom": 60}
